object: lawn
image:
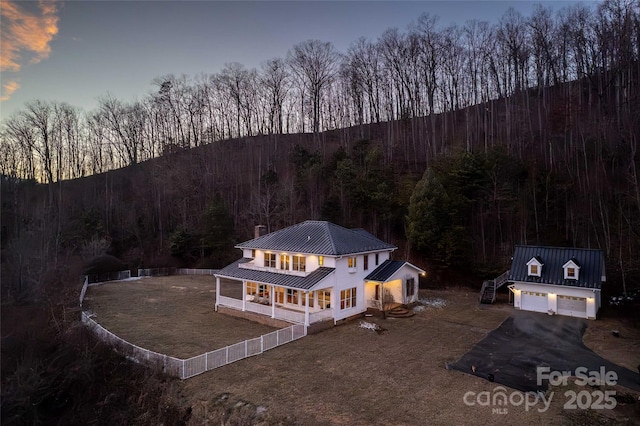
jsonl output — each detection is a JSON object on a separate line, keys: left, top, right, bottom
{"left": 83, "top": 278, "right": 640, "bottom": 425}
{"left": 83, "top": 275, "right": 276, "bottom": 358}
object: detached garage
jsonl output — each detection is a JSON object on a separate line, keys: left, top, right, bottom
{"left": 508, "top": 245, "right": 605, "bottom": 320}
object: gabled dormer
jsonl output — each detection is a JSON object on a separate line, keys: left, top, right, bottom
{"left": 563, "top": 258, "right": 581, "bottom": 280}
{"left": 526, "top": 256, "right": 543, "bottom": 277}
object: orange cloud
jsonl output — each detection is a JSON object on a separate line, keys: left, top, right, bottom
{"left": 0, "top": 0, "right": 59, "bottom": 100}
{"left": 0, "top": 80, "right": 21, "bottom": 101}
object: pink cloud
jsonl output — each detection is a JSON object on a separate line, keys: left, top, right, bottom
{"left": 0, "top": 0, "right": 59, "bottom": 101}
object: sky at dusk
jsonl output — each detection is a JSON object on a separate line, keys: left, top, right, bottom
{"left": 0, "top": 0, "right": 599, "bottom": 121}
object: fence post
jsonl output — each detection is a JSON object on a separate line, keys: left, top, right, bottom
{"left": 245, "top": 340, "right": 247, "bottom": 358}
{"left": 182, "top": 360, "right": 185, "bottom": 379}
{"left": 226, "top": 346, "right": 229, "bottom": 365}
{"left": 260, "top": 335, "right": 263, "bottom": 354}
{"left": 291, "top": 325, "right": 294, "bottom": 341}
{"left": 205, "top": 352, "right": 208, "bottom": 371}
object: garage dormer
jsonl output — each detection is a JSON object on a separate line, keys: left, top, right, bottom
{"left": 562, "top": 258, "right": 581, "bottom": 280}
{"left": 526, "top": 256, "right": 543, "bottom": 277}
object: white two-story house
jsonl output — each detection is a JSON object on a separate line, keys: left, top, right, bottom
{"left": 214, "top": 221, "right": 424, "bottom": 326}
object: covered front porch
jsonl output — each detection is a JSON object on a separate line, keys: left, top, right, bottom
{"left": 215, "top": 278, "right": 334, "bottom": 326}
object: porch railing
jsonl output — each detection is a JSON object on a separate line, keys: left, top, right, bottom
{"left": 218, "top": 296, "right": 333, "bottom": 325}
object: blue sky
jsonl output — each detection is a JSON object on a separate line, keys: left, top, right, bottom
{"left": 0, "top": 1, "right": 598, "bottom": 120}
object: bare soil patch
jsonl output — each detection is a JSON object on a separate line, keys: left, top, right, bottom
{"left": 83, "top": 275, "right": 276, "bottom": 358}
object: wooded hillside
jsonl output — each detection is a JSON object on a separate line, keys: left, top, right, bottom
{"left": 1, "top": 0, "right": 639, "bottom": 301}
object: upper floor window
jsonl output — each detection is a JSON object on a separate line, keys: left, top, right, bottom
{"left": 280, "top": 254, "right": 290, "bottom": 270}
{"left": 347, "top": 257, "right": 357, "bottom": 269}
{"left": 251, "top": 249, "right": 256, "bottom": 258}
{"left": 563, "top": 259, "right": 581, "bottom": 280}
{"left": 363, "top": 255, "right": 369, "bottom": 271}
{"left": 264, "top": 252, "right": 276, "bottom": 268}
{"left": 375, "top": 253, "right": 379, "bottom": 266}
{"left": 526, "top": 257, "right": 543, "bottom": 277}
{"left": 293, "top": 255, "right": 306, "bottom": 272}
{"left": 318, "top": 256, "right": 324, "bottom": 266}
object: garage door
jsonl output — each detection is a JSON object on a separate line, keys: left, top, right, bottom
{"left": 521, "top": 291, "right": 548, "bottom": 313}
{"left": 557, "top": 295, "right": 586, "bottom": 318}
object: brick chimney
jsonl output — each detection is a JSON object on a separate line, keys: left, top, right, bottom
{"left": 254, "top": 225, "right": 267, "bottom": 239}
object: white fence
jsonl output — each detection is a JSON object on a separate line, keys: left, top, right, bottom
{"left": 87, "top": 269, "right": 131, "bottom": 284}
{"left": 79, "top": 276, "right": 89, "bottom": 307}
{"left": 82, "top": 312, "right": 306, "bottom": 379}
{"left": 138, "top": 267, "right": 218, "bottom": 277}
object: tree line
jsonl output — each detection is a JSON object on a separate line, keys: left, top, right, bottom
{"left": 1, "top": 0, "right": 638, "bottom": 303}
{"left": 2, "top": 0, "right": 638, "bottom": 182}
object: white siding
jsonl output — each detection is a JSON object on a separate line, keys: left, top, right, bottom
{"left": 512, "top": 282, "right": 599, "bottom": 319}
{"left": 331, "top": 250, "right": 392, "bottom": 322}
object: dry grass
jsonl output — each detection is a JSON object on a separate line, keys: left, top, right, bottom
{"left": 83, "top": 275, "right": 276, "bottom": 358}
{"left": 84, "top": 278, "right": 640, "bottom": 425}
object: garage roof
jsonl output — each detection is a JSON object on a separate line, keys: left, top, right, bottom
{"left": 509, "top": 245, "right": 605, "bottom": 289}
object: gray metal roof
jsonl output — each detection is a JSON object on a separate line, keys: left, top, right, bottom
{"left": 365, "top": 260, "right": 407, "bottom": 282}
{"left": 509, "top": 245, "right": 605, "bottom": 289}
{"left": 215, "top": 258, "right": 335, "bottom": 290}
{"left": 236, "top": 221, "right": 396, "bottom": 255}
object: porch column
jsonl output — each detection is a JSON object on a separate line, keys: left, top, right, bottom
{"left": 215, "top": 276, "right": 220, "bottom": 311}
{"left": 271, "top": 285, "right": 276, "bottom": 319}
{"left": 242, "top": 280, "right": 247, "bottom": 311}
{"left": 305, "top": 291, "right": 310, "bottom": 326}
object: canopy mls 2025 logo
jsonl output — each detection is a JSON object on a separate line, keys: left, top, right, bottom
{"left": 463, "top": 366, "right": 618, "bottom": 415}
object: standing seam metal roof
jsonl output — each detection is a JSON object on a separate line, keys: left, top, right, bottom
{"left": 508, "top": 245, "right": 605, "bottom": 289}
{"left": 215, "top": 258, "right": 335, "bottom": 290}
{"left": 236, "top": 221, "right": 396, "bottom": 255}
{"left": 364, "top": 260, "right": 407, "bottom": 282}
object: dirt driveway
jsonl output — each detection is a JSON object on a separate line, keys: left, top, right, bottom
{"left": 451, "top": 310, "right": 640, "bottom": 392}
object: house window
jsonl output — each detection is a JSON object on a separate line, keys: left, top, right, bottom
{"left": 274, "top": 287, "right": 285, "bottom": 304}
{"left": 247, "top": 282, "right": 267, "bottom": 298}
{"left": 405, "top": 278, "right": 415, "bottom": 298}
{"left": 563, "top": 259, "right": 581, "bottom": 280}
{"left": 286, "top": 288, "right": 298, "bottom": 304}
{"left": 318, "top": 256, "right": 324, "bottom": 266}
{"left": 363, "top": 255, "right": 369, "bottom": 271}
{"left": 347, "top": 257, "right": 357, "bottom": 271}
{"left": 340, "top": 288, "right": 357, "bottom": 310}
{"left": 375, "top": 253, "right": 379, "bottom": 265}
{"left": 247, "top": 282, "right": 258, "bottom": 296}
{"left": 374, "top": 284, "right": 380, "bottom": 301}
{"left": 280, "top": 254, "right": 290, "bottom": 270}
{"left": 526, "top": 257, "right": 543, "bottom": 277}
{"left": 317, "top": 290, "right": 331, "bottom": 309}
{"left": 264, "top": 252, "right": 276, "bottom": 268}
{"left": 302, "top": 291, "right": 314, "bottom": 307}
{"left": 292, "top": 255, "right": 306, "bottom": 272}
{"left": 251, "top": 249, "right": 256, "bottom": 258}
